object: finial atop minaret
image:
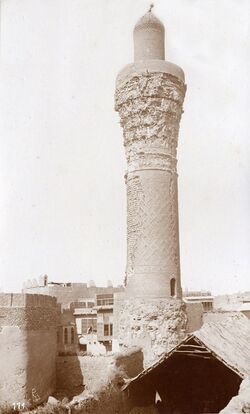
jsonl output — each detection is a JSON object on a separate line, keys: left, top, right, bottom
{"left": 133, "top": 6, "right": 165, "bottom": 61}
{"left": 149, "top": 3, "right": 154, "bottom": 13}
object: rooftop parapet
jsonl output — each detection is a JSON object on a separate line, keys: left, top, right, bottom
{"left": 0, "top": 293, "right": 57, "bottom": 308}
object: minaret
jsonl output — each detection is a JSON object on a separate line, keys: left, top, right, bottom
{"left": 115, "top": 8, "right": 187, "bottom": 364}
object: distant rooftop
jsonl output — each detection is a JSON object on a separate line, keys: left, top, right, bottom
{"left": 184, "top": 290, "right": 213, "bottom": 297}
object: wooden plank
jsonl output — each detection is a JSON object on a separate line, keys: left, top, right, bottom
{"left": 179, "top": 344, "right": 207, "bottom": 349}
{"left": 178, "top": 345, "right": 208, "bottom": 351}
{"left": 175, "top": 350, "right": 212, "bottom": 355}
{"left": 175, "top": 352, "right": 214, "bottom": 359}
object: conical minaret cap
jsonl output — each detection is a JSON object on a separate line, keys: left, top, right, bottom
{"left": 133, "top": 8, "right": 165, "bottom": 61}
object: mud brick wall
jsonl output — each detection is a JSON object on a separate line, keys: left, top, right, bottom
{"left": 56, "top": 349, "right": 144, "bottom": 397}
{"left": 0, "top": 293, "right": 58, "bottom": 407}
{"left": 56, "top": 355, "right": 113, "bottom": 396}
{"left": 66, "top": 350, "right": 149, "bottom": 414}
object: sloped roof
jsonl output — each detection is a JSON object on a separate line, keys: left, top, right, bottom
{"left": 194, "top": 313, "right": 250, "bottom": 378}
{"left": 123, "top": 313, "right": 250, "bottom": 390}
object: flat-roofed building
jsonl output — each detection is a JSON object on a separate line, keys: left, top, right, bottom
{"left": 184, "top": 290, "right": 214, "bottom": 312}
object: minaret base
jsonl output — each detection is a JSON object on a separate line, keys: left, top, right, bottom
{"left": 114, "top": 296, "right": 187, "bottom": 367}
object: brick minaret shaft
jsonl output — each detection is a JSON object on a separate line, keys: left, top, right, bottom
{"left": 115, "top": 10, "right": 186, "bottom": 299}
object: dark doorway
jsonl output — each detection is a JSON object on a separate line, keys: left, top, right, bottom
{"left": 153, "top": 348, "right": 242, "bottom": 413}
{"left": 170, "top": 278, "right": 176, "bottom": 297}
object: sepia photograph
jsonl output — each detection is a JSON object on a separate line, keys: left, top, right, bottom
{"left": 0, "top": 0, "right": 249, "bottom": 413}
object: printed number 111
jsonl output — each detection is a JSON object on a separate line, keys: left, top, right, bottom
{"left": 13, "top": 403, "right": 26, "bottom": 411}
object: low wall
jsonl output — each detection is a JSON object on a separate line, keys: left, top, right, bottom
{"left": 66, "top": 349, "right": 148, "bottom": 414}
{"left": 56, "top": 355, "right": 113, "bottom": 396}
{"left": 0, "top": 293, "right": 58, "bottom": 407}
{"left": 56, "top": 349, "right": 144, "bottom": 397}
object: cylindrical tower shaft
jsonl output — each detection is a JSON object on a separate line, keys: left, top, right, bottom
{"left": 115, "top": 10, "right": 186, "bottom": 299}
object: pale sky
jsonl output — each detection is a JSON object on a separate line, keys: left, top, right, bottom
{"left": 0, "top": 0, "right": 249, "bottom": 295}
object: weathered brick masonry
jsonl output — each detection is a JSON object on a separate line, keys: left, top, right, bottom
{"left": 117, "top": 298, "right": 187, "bottom": 366}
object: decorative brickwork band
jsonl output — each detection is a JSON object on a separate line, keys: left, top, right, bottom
{"left": 115, "top": 72, "right": 186, "bottom": 174}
